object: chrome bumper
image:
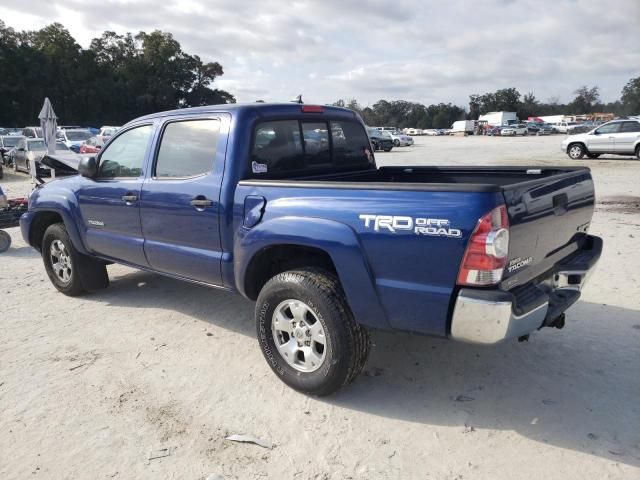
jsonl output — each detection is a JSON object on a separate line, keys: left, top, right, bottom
{"left": 451, "top": 258, "right": 597, "bottom": 345}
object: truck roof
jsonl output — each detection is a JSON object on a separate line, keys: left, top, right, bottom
{"left": 133, "top": 102, "right": 358, "bottom": 123}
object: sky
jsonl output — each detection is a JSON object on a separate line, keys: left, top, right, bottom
{"left": 1, "top": 0, "right": 639, "bottom": 108}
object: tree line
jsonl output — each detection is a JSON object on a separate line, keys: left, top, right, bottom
{"left": 0, "top": 22, "right": 235, "bottom": 127}
{"left": 335, "top": 78, "right": 640, "bottom": 129}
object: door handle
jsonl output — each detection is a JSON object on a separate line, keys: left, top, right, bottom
{"left": 190, "top": 197, "right": 213, "bottom": 208}
{"left": 122, "top": 194, "right": 138, "bottom": 203}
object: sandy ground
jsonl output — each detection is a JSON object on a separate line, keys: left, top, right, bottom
{"left": 1, "top": 135, "right": 639, "bottom": 479}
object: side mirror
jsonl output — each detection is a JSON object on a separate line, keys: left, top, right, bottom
{"left": 78, "top": 156, "right": 98, "bottom": 178}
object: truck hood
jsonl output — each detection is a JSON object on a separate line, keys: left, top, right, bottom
{"left": 40, "top": 152, "right": 85, "bottom": 173}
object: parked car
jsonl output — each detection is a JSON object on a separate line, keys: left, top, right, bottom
{"left": 0, "top": 135, "right": 24, "bottom": 164}
{"left": 12, "top": 138, "right": 71, "bottom": 174}
{"left": 561, "top": 119, "right": 640, "bottom": 159}
{"left": 552, "top": 121, "right": 583, "bottom": 134}
{"left": 405, "top": 128, "right": 423, "bottom": 136}
{"left": 367, "top": 128, "right": 394, "bottom": 151}
{"left": 422, "top": 129, "right": 442, "bottom": 136}
{"left": 389, "top": 131, "right": 414, "bottom": 147}
{"left": 534, "top": 123, "right": 554, "bottom": 135}
{"left": 58, "top": 129, "right": 94, "bottom": 153}
{"left": 79, "top": 136, "right": 106, "bottom": 154}
{"left": 501, "top": 124, "right": 528, "bottom": 136}
{"left": 22, "top": 126, "right": 43, "bottom": 138}
{"left": 99, "top": 126, "right": 120, "bottom": 137}
{"left": 21, "top": 103, "right": 602, "bottom": 396}
{"left": 486, "top": 126, "right": 505, "bottom": 136}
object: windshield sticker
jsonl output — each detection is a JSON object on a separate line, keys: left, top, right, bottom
{"left": 252, "top": 161, "right": 268, "bottom": 174}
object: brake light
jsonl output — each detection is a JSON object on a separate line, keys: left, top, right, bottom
{"left": 457, "top": 205, "right": 510, "bottom": 286}
{"left": 301, "top": 105, "right": 324, "bottom": 113}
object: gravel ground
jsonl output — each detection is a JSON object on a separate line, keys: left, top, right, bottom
{"left": 1, "top": 135, "right": 639, "bottom": 479}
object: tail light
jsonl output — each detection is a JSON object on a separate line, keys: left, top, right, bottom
{"left": 457, "top": 205, "right": 510, "bottom": 286}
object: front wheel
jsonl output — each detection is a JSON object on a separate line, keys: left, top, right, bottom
{"left": 256, "top": 269, "right": 370, "bottom": 396}
{"left": 42, "top": 223, "right": 109, "bottom": 296}
{"left": 393, "top": 139, "right": 400, "bottom": 147}
{"left": 567, "top": 143, "right": 585, "bottom": 159}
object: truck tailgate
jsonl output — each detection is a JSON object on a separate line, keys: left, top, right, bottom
{"left": 500, "top": 169, "right": 595, "bottom": 289}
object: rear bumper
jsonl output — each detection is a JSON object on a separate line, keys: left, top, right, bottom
{"left": 450, "top": 235, "right": 602, "bottom": 345}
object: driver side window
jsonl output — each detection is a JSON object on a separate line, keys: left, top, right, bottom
{"left": 97, "top": 125, "right": 153, "bottom": 178}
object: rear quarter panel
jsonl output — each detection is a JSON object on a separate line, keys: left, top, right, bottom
{"left": 233, "top": 184, "right": 502, "bottom": 336}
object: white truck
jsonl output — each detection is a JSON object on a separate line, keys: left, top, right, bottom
{"left": 478, "top": 112, "right": 518, "bottom": 126}
{"left": 451, "top": 120, "right": 475, "bottom": 134}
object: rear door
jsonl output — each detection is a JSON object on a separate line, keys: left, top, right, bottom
{"left": 139, "top": 115, "right": 228, "bottom": 285}
{"left": 77, "top": 123, "right": 154, "bottom": 266}
{"left": 586, "top": 122, "right": 620, "bottom": 152}
{"left": 615, "top": 121, "right": 640, "bottom": 154}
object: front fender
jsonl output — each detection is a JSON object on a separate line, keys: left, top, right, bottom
{"left": 21, "top": 185, "right": 89, "bottom": 255}
{"left": 235, "top": 216, "right": 390, "bottom": 330}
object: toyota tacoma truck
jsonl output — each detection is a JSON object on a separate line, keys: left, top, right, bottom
{"left": 21, "top": 103, "right": 602, "bottom": 395}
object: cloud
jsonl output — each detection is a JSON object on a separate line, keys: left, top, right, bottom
{"left": 1, "top": 0, "right": 638, "bottom": 107}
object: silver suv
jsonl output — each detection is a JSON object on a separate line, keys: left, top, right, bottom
{"left": 561, "top": 120, "right": 640, "bottom": 159}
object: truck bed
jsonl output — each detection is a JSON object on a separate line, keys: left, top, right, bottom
{"left": 298, "top": 166, "right": 595, "bottom": 286}
{"left": 298, "top": 165, "right": 590, "bottom": 190}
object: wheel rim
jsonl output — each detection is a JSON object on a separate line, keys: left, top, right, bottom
{"left": 271, "top": 299, "right": 327, "bottom": 373}
{"left": 569, "top": 146, "right": 582, "bottom": 158}
{"left": 50, "top": 239, "right": 72, "bottom": 284}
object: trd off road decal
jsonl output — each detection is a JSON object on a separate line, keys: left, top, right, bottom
{"left": 359, "top": 214, "right": 462, "bottom": 238}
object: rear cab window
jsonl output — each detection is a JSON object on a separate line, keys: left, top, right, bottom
{"left": 250, "top": 118, "right": 373, "bottom": 178}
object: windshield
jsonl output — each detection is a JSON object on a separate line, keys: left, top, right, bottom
{"left": 66, "top": 131, "right": 92, "bottom": 141}
{"left": 380, "top": 131, "right": 392, "bottom": 139}
{"left": 2, "top": 137, "right": 21, "bottom": 147}
{"left": 28, "top": 140, "right": 46, "bottom": 151}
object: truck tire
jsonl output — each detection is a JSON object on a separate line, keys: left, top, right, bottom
{"left": 42, "top": 223, "right": 109, "bottom": 296}
{"left": 636, "top": 145, "right": 640, "bottom": 160}
{"left": 567, "top": 143, "right": 585, "bottom": 159}
{"left": 0, "top": 230, "right": 11, "bottom": 253}
{"left": 255, "top": 268, "right": 370, "bottom": 396}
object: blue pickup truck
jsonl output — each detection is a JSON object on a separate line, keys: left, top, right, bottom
{"left": 21, "top": 103, "right": 602, "bottom": 395}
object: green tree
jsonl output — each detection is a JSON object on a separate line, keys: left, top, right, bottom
{"left": 570, "top": 85, "right": 600, "bottom": 114}
{"left": 0, "top": 23, "right": 234, "bottom": 126}
{"left": 620, "top": 77, "right": 640, "bottom": 115}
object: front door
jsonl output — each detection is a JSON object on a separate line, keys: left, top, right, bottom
{"left": 615, "top": 121, "right": 640, "bottom": 154}
{"left": 139, "top": 117, "right": 226, "bottom": 285}
{"left": 77, "top": 124, "right": 154, "bottom": 266}
{"left": 586, "top": 122, "right": 620, "bottom": 153}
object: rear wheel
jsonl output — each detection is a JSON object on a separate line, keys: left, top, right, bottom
{"left": 568, "top": 143, "right": 585, "bottom": 159}
{"left": 42, "top": 223, "right": 109, "bottom": 296}
{"left": 0, "top": 230, "right": 11, "bottom": 253}
{"left": 636, "top": 145, "right": 640, "bottom": 159}
{"left": 256, "top": 268, "right": 370, "bottom": 396}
